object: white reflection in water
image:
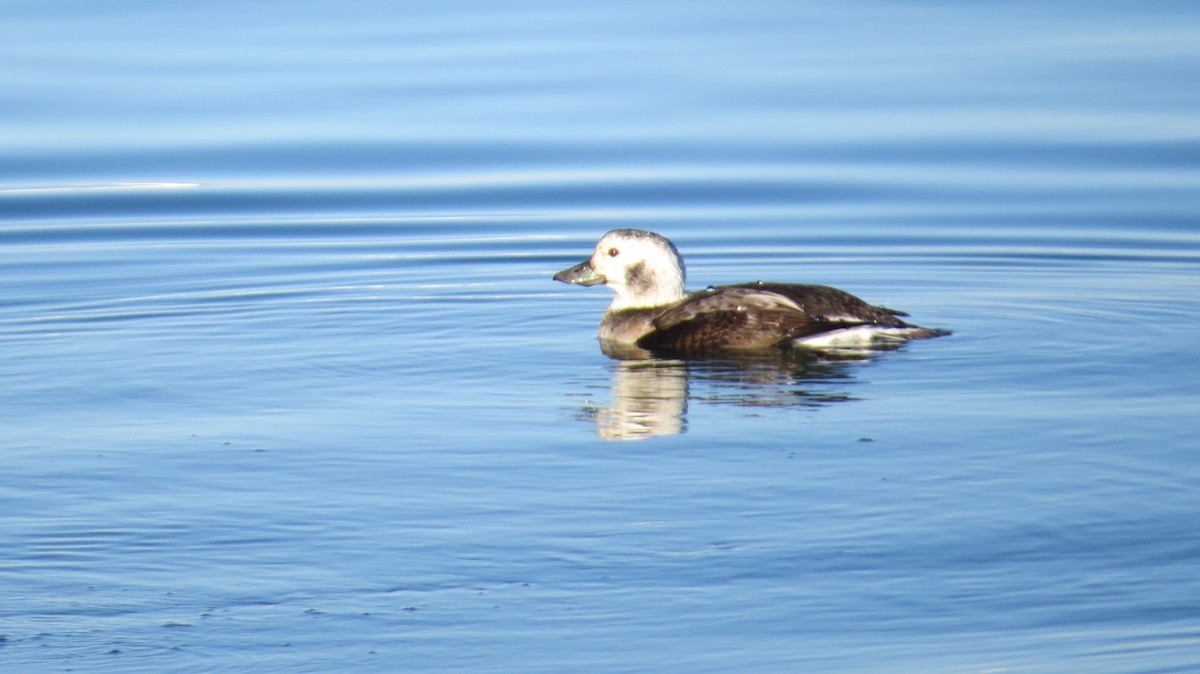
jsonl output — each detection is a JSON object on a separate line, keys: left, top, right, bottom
{"left": 582, "top": 346, "right": 886, "bottom": 440}
{"left": 589, "top": 360, "right": 688, "bottom": 441}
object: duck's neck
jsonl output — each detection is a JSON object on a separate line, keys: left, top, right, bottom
{"left": 598, "top": 306, "right": 662, "bottom": 344}
{"left": 608, "top": 290, "right": 683, "bottom": 311}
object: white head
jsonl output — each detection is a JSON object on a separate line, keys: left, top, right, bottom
{"left": 553, "top": 229, "right": 687, "bottom": 309}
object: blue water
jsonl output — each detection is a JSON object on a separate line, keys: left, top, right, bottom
{"left": 3, "top": 1, "right": 1200, "bottom": 672}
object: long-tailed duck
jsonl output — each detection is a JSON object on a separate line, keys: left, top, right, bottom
{"left": 554, "top": 228, "right": 948, "bottom": 353}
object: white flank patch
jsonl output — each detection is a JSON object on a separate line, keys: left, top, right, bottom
{"left": 792, "top": 325, "right": 919, "bottom": 349}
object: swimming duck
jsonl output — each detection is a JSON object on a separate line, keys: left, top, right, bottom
{"left": 554, "top": 228, "right": 948, "bottom": 353}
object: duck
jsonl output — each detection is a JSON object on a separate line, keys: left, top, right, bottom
{"left": 553, "top": 228, "right": 948, "bottom": 354}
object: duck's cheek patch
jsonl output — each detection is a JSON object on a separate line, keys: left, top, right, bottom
{"left": 625, "top": 261, "right": 655, "bottom": 294}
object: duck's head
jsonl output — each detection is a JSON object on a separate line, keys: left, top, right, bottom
{"left": 554, "top": 228, "right": 687, "bottom": 309}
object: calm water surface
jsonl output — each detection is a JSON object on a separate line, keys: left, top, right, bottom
{"left": 3, "top": 1, "right": 1199, "bottom": 672}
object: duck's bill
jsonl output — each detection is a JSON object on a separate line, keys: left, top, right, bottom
{"left": 553, "top": 259, "right": 606, "bottom": 286}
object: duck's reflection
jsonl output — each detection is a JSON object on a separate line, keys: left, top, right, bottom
{"left": 581, "top": 341, "right": 887, "bottom": 441}
{"left": 585, "top": 358, "right": 690, "bottom": 440}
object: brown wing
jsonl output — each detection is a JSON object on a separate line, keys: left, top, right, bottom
{"left": 636, "top": 288, "right": 821, "bottom": 352}
{"left": 735, "top": 283, "right": 913, "bottom": 327}
{"left": 637, "top": 284, "right": 915, "bottom": 353}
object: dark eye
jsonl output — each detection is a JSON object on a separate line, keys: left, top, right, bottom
{"left": 607, "top": 247, "right": 619, "bottom": 257}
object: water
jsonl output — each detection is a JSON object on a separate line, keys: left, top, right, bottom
{"left": 3, "top": 1, "right": 1200, "bottom": 672}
